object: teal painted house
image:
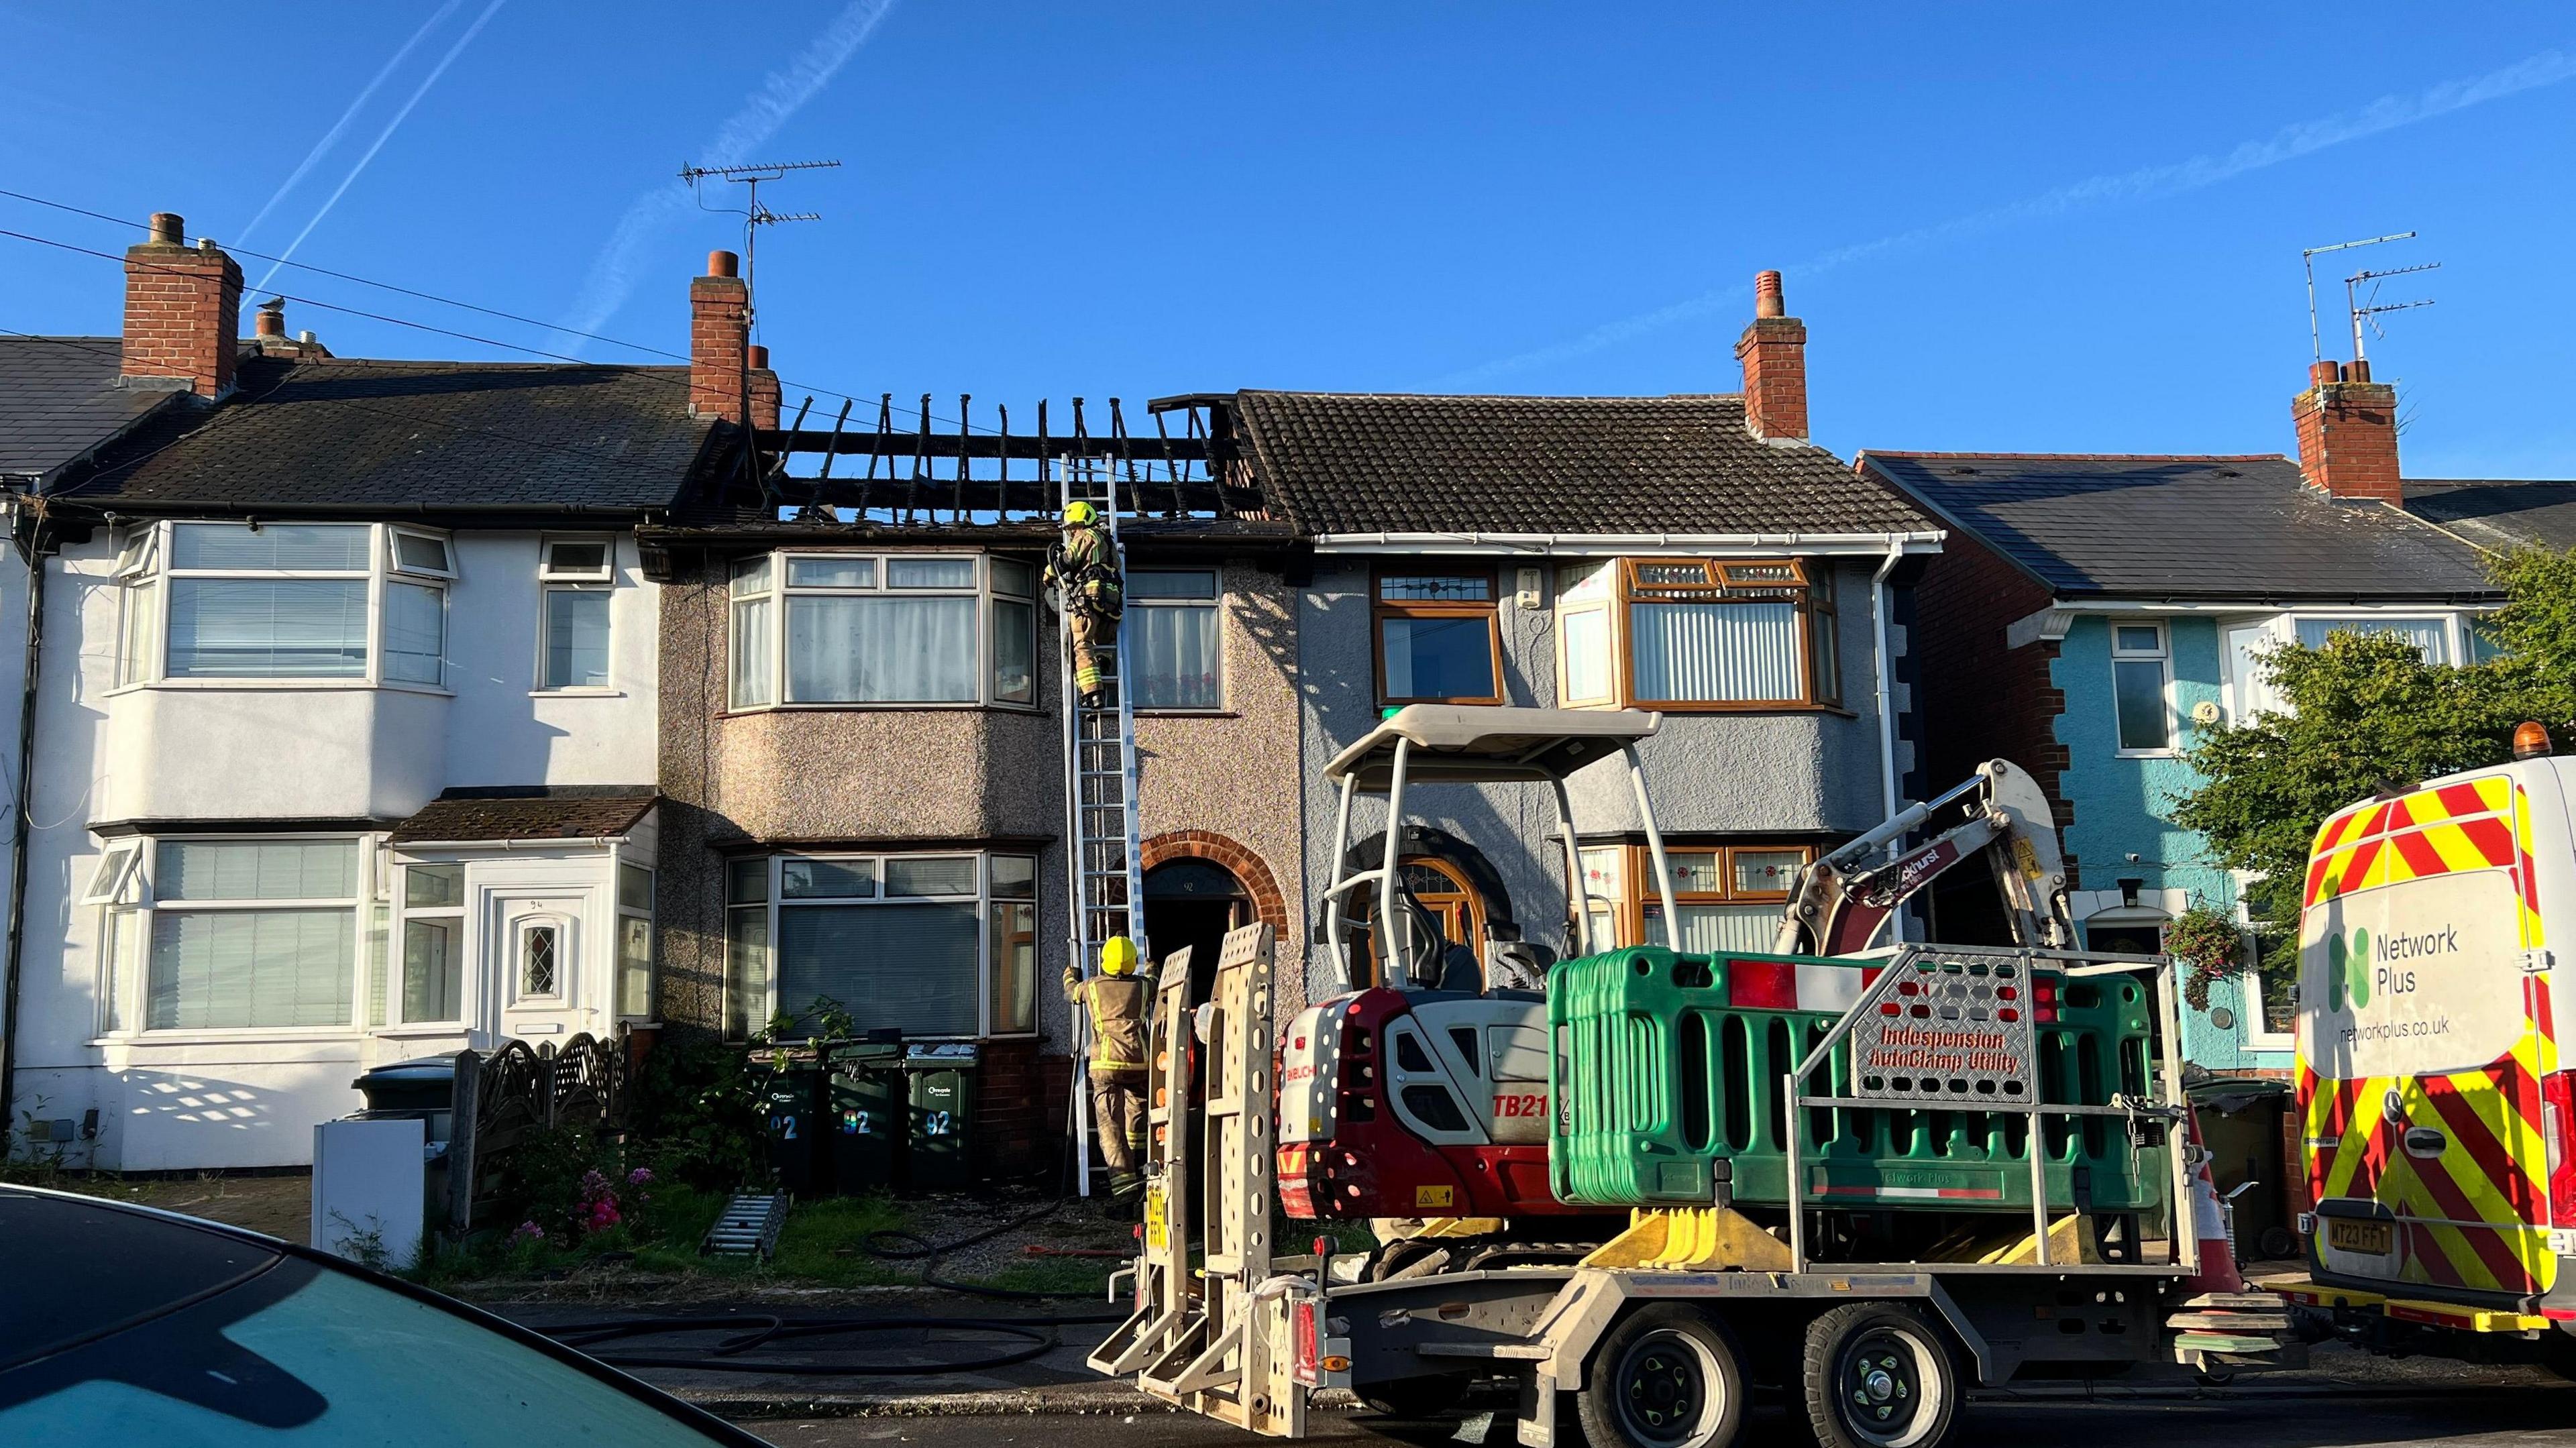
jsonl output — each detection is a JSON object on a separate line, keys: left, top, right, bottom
{"left": 1864, "top": 405, "right": 2510, "bottom": 1074}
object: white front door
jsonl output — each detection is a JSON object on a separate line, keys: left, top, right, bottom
{"left": 485, "top": 890, "right": 596, "bottom": 1042}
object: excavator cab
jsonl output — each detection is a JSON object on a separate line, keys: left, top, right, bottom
{"left": 1316, "top": 704, "right": 1684, "bottom": 992}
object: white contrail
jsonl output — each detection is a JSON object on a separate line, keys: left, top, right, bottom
{"left": 236, "top": 1, "right": 463, "bottom": 249}
{"left": 248, "top": 0, "right": 508, "bottom": 298}
{"left": 552, "top": 0, "right": 895, "bottom": 352}
{"left": 1443, "top": 47, "right": 2576, "bottom": 388}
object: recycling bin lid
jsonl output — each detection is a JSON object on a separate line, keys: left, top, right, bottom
{"left": 904, "top": 1042, "right": 979, "bottom": 1065}
{"left": 352, "top": 1055, "right": 460, "bottom": 1089}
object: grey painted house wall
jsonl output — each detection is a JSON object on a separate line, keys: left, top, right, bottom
{"left": 1293, "top": 553, "right": 1910, "bottom": 999}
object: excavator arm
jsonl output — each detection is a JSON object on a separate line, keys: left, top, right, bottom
{"left": 1774, "top": 759, "right": 2074, "bottom": 956}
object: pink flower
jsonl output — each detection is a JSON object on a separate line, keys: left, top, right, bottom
{"left": 512, "top": 1221, "right": 545, "bottom": 1243}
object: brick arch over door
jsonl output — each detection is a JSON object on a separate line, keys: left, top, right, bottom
{"left": 1140, "top": 830, "right": 1291, "bottom": 936}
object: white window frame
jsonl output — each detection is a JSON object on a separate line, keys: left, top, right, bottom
{"left": 514, "top": 915, "right": 568, "bottom": 1003}
{"left": 537, "top": 540, "right": 619, "bottom": 693}
{"left": 111, "top": 521, "right": 452, "bottom": 694}
{"left": 2222, "top": 608, "right": 2477, "bottom": 722}
{"left": 2108, "top": 619, "right": 2176, "bottom": 759}
{"left": 94, "top": 832, "right": 378, "bottom": 1042}
{"left": 1127, "top": 567, "right": 1226, "bottom": 712}
{"left": 387, "top": 526, "right": 458, "bottom": 581}
{"left": 615, "top": 859, "right": 657, "bottom": 1023}
{"left": 753, "top": 849, "right": 1038, "bottom": 1039}
{"left": 724, "top": 551, "right": 1039, "bottom": 712}
{"left": 391, "top": 860, "right": 468, "bottom": 1031}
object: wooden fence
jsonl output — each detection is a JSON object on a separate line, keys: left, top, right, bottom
{"left": 444, "top": 1029, "right": 628, "bottom": 1240}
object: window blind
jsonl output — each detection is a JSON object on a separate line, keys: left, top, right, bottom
{"left": 1631, "top": 602, "right": 1800, "bottom": 702}
{"left": 166, "top": 579, "right": 369, "bottom": 678}
{"left": 777, "top": 901, "right": 978, "bottom": 1036}
{"left": 149, "top": 908, "right": 353, "bottom": 1029}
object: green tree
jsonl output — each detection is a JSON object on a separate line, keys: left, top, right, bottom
{"left": 2172, "top": 548, "right": 2576, "bottom": 1017}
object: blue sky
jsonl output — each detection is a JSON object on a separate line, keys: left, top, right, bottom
{"left": 7, "top": 3, "right": 2573, "bottom": 476}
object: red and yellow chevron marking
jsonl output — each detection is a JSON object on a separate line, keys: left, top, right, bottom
{"left": 2297, "top": 774, "right": 2556, "bottom": 1296}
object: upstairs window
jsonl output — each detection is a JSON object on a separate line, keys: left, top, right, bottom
{"left": 115, "top": 522, "right": 449, "bottom": 689}
{"left": 2110, "top": 622, "right": 2173, "bottom": 755}
{"left": 539, "top": 537, "right": 616, "bottom": 691}
{"left": 727, "top": 552, "right": 1035, "bottom": 710}
{"left": 1579, "top": 842, "right": 1814, "bottom": 954}
{"left": 1376, "top": 570, "right": 1501, "bottom": 705}
{"left": 1130, "top": 569, "right": 1224, "bottom": 710}
{"left": 1558, "top": 559, "right": 1840, "bottom": 710}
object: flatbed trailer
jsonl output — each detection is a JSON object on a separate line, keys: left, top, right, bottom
{"left": 1090, "top": 925, "right": 2301, "bottom": 1448}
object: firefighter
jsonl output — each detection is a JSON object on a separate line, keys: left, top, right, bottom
{"left": 1064, "top": 933, "right": 1150, "bottom": 1201}
{"left": 1044, "top": 501, "right": 1124, "bottom": 705}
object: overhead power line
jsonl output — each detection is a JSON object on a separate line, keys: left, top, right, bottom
{"left": 0, "top": 184, "right": 998, "bottom": 437}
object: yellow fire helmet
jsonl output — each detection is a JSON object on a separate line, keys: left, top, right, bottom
{"left": 1099, "top": 934, "right": 1140, "bottom": 976}
{"left": 1063, "top": 500, "right": 1098, "bottom": 526}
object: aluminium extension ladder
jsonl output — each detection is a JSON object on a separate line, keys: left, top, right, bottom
{"left": 1059, "top": 457, "right": 1148, "bottom": 1196}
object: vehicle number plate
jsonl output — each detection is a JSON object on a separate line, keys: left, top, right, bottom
{"left": 1143, "top": 1186, "right": 1168, "bottom": 1249}
{"left": 2327, "top": 1218, "right": 2392, "bottom": 1255}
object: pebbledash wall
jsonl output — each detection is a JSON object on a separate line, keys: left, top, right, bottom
{"left": 649, "top": 534, "right": 1305, "bottom": 1176}
{"left": 1293, "top": 551, "right": 1910, "bottom": 1000}
{"left": 14, "top": 528, "right": 661, "bottom": 1170}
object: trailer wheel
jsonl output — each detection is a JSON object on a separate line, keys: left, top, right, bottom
{"left": 1578, "top": 1304, "right": 1745, "bottom": 1448}
{"left": 1801, "top": 1303, "right": 1959, "bottom": 1448}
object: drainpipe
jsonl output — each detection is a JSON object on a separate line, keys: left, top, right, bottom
{"left": 0, "top": 505, "right": 44, "bottom": 1149}
{"left": 1870, "top": 538, "right": 1904, "bottom": 942}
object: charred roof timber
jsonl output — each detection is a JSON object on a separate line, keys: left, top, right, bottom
{"left": 753, "top": 394, "right": 1260, "bottom": 526}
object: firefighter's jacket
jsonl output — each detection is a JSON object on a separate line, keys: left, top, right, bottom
{"left": 1064, "top": 965, "right": 1152, "bottom": 1072}
{"left": 1044, "top": 524, "right": 1124, "bottom": 622}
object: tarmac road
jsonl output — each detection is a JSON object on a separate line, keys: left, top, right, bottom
{"left": 747, "top": 1389, "right": 2576, "bottom": 1448}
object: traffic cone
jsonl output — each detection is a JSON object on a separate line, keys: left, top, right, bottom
{"left": 2181, "top": 1101, "right": 2248, "bottom": 1295}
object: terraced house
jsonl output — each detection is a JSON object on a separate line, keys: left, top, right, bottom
{"left": 2, "top": 216, "right": 731, "bottom": 1170}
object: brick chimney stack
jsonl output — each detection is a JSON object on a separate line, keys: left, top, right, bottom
{"left": 2294, "top": 358, "right": 2402, "bottom": 503}
{"left": 123, "top": 211, "right": 241, "bottom": 397}
{"left": 1735, "top": 269, "right": 1809, "bottom": 443}
{"left": 747, "top": 343, "right": 782, "bottom": 433}
{"left": 690, "top": 249, "right": 749, "bottom": 423}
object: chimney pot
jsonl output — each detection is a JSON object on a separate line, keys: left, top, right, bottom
{"left": 706, "top": 249, "right": 739, "bottom": 279}
{"left": 254, "top": 300, "right": 286, "bottom": 338}
{"left": 2308, "top": 360, "right": 2340, "bottom": 389}
{"left": 1754, "top": 270, "right": 1785, "bottom": 319}
{"left": 148, "top": 212, "right": 184, "bottom": 245}
{"left": 297, "top": 330, "right": 317, "bottom": 345}
{"left": 2346, "top": 358, "right": 2371, "bottom": 384}
{"left": 748, "top": 343, "right": 770, "bottom": 369}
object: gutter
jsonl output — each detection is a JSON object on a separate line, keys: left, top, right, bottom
{"left": 1871, "top": 537, "right": 1904, "bottom": 941}
{"left": 1307, "top": 529, "right": 1947, "bottom": 557}
{"left": 0, "top": 496, "right": 44, "bottom": 1148}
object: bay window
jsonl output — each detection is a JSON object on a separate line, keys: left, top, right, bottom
{"left": 1130, "top": 569, "right": 1223, "bottom": 710}
{"left": 1556, "top": 558, "right": 1841, "bottom": 709}
{"left": 735, "top": 850, "right": 1039, "bottom": 1038}
{"left": 399, "top": 863, "right": 464, "bottom": 1024}
{"left": 1578, "top": 842, "right": 1813, "bottom": 954}
{"left": 113, "top": 522, "right": 448, "bottom": 689}
{"left": 144, "top": 839, "right": 360, "bottom": 1032}
{"left": 727, "top": 552, "right": 1036, "bottom": 710}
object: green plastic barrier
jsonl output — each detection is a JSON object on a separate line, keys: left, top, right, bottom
{"left": 1548, "top": 946, "right": 2166, "bottom": 1213}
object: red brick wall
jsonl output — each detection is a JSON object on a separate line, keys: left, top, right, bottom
{"left": 1910, "top": 527, "right": 2078, "bottom": 883}
{"left": 1735, "top": 317, "right": 1810, "bottom": 440}
{"left": 976, "top": 1036, "right": 1053, "bottom": 1182}
{"left": 123, "top": 240, "right": 240, "bottom": 397}
{"left": 1139, "top": 830, "right": 1291, "bottom": 936}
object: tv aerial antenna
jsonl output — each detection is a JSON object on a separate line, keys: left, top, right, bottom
{"left": 2301, "top": 231, "right": 2414, "bottom": 361}
{"left": 678, "top": 159, "right": 840, "bottom": 338}
{"left": 2345, "top": 260, "right": 2439, "bottom": 364}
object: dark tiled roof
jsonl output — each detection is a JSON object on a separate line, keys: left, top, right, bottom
{"left": 58, "top": 357, "right": 718, "bottom": 514}
{"left": 2406, "top": 478, "right": 2576, "bottom": 551}
{"left": 0, "top": 337, "right": 185, "bottom": 482}
{"left": 389, "top": 786, "right": 657, "bottom": 844}
{"left": 1230, "top": 392, "right": 1934, "bottom": 536}
{"left": 1862, "top": 452, "right": 2496, "bottom": 603}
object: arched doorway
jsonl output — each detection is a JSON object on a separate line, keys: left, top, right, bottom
{"left": 1352, "top": 856, "right": 1490, "bottom": 989}
{"left": 1144, "top": 858, "right": 1250, "bottom": 1003}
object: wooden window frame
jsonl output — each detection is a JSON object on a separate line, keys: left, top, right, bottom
{"left": 1580, "top": 841, "right": 1815, "bottom": 950}
{"left": 1558, "top": 557, "right": 1844, "bottom": 713}
{"left": 1373, "top": 565, "right": 1505, "bottom": 707}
